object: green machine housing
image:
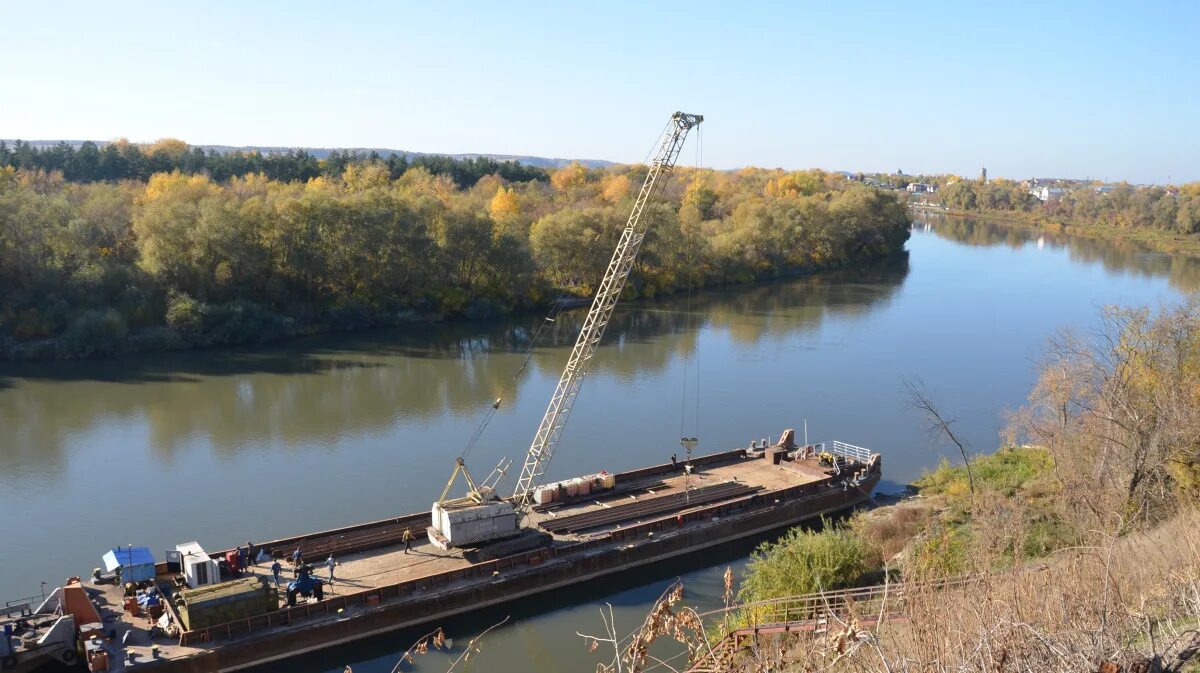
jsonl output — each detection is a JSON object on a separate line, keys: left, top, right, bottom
{"left": 176, "top": 576, "right": 277, "bottom": 631}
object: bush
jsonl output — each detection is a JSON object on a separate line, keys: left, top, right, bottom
{"left": 201, "top": 300, "right": 293, "bottom": 345}
{"left": 165, "top": 291, "right": 205, "bottom": 336}
{"left": 906, "top": 523, "right": 971, "bottom": 578}
{"left": 57, "top": 308, "right": 128, "bottom": 358}
{"left": 738, "top": 523, "right": 876, "bottom": 603}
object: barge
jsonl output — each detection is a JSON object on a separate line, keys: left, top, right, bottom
{"left": 2, "top": 436, "right": 879, "bottom": 673}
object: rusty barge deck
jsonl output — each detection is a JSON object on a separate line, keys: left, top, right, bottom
{"left": 75, "top": 441, "right": 881, "bottom": 673}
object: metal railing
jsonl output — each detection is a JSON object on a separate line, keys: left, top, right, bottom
{"left": 2, "top": 595, "right": 47, "bottom": 618}
{"left": 812, "top": 441, "right": 875, "bottom": 464}
{"left": 697, "top": 576, "right": 975, "bottom": 627}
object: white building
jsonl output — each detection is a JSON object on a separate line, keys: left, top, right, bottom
{"left": 1032, "top": 187, "right": 1066, "bottom": 201}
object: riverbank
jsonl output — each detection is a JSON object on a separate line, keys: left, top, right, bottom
{"left": 711, "top": 295, "right": 1200, "bottom": 670}
{"left": 712, "top": 501, "right": 1200, "bottom": 672}
{"left": 732, "top": 444, "right": 1067, "bottom": 610}
{"left": 916, "top": 204, "right": 1200, "bottom": 257}
{"left": 0, "top": 250, "right": 906, "bottom": 362}
{"left": 709, "top": 441, "right": 1200, "bottom": 671}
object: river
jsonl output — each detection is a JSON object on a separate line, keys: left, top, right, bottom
{"left": 1, "top": 212, "right": 1195, "bottom": 671}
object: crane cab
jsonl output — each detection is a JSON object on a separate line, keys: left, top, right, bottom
{"left": 428, "top": 499, "right": 519, "bottom": 550}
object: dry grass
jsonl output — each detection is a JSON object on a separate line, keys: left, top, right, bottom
{"left": 719, "top": 509, "right": 1200, "bottom": 673}
{"left": 850, "top": 500, "right": 938, "bottom": 563}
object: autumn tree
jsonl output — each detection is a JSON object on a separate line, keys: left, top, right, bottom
{"left": 599, "top": 174, "right": 631, "bottom": 203}
{"left": 1017, "top": 299, "right": 1200, "bottom": 529}
{"left": 550, "top": 162, "right": 588, "bottom": 192}
{"left": 488, "top": 186, "right": 521, "bottom": 221}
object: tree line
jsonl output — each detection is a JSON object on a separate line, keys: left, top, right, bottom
{"left": 937, "top": 178, "right": 1200, "bottom": 234}
{"left": 0, "top": 154, "right": 910, "bottom": 360}
{"left": 0, "top": 138, "right": 547, "bottom": 187}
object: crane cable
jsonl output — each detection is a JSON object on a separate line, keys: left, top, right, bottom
{"left": 679, "top": 124, "right": 704, "bottom": 500}
{"left": 459, "top": 118, "right": 675, "bottom": 466}
{"left": 695, "top": 124, "right": 703, "bottom": 440}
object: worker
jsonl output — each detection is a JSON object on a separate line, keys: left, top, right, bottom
{"left": 326, "top": 554, "right": 336, "bottom": 582}
{"left": 671, "top": 454, "right": 678, "bottom": 470}
{"left": 270, "top": 559, "right": 282, "bottom": 586}
{"left": 402, "top": 529, "right": 413, "bottom": 554}
{"left": 291, "top": 547, "right": 302, "bottom": 567}
{"left": 244, "top": 541, "right": 254, "bottom": 568}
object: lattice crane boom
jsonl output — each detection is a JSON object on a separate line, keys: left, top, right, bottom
{"left": 512, "top": 112, "right": 703, "bottom": 506}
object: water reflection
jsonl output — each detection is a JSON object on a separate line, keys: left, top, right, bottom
{"left": 916, "top": 211, "right": 1200, "bottom": 292}
{"left": 0, "top": 255, "right": 909, "bottom": 474}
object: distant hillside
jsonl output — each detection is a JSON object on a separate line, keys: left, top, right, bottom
{"left": 3, "top": 139, "right": 614, "bottom": 169}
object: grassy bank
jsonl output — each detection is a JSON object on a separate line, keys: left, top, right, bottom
{"left": 734, "top": 445, "right": 1067, "bottom": 612}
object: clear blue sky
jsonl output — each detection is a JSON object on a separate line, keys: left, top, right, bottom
{"left": 2, "top": 1, "right": 1197, "bottom": 183}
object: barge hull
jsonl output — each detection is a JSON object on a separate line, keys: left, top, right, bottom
{"left": 222, "top": 477, "right": 875, "bottom": 671}
{"left": 80, "top": 445, "right": 880, "bottom": 673}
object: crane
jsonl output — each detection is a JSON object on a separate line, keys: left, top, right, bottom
{"left": 429, "top": 111, "right": 703, "bottom": 551}
{"left": 512, "top": 111, "right": 703, "bottom": 505}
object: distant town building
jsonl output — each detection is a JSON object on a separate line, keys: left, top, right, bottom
{"left": 980, "top": 167, "right": 987, "bottom": 183}
{"left": 906, "top": 183, "right": 933, "bottom": 193}
{"left": 1032, "top": 186, "right": 1066, "bottom": 202}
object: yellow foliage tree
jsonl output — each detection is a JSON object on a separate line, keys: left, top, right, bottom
{"left": 305, "top": 175, "right": 334, "bottom": 193}
{"left": 550, "top": 162, "right": 588, "bottom": 192}
{"left": 765, "top": 170, "right": 826, "bottom": 199}
{"left": 140, "top": 171, "right": 215, "bottom": 204}
{"left": 228, "top": 172, "right": 273, "bottom": 199}
{"left": 342, "top": 163, "right": 391, "bottom": 192}
{"left": 489, "top": 186, "right": 521, "bottom": 220}
{"left": 146, "top": 138, "right": 189, "bottom": 160}
{"left": 396, "top": 166, "right": 457, "bottom": 203}
{"left": 600, "top": 174, "right": 631, "bottom": 203}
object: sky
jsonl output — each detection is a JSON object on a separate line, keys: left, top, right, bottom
{"left": 1, "top": 1, "right": 1197, "bottom": 183}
